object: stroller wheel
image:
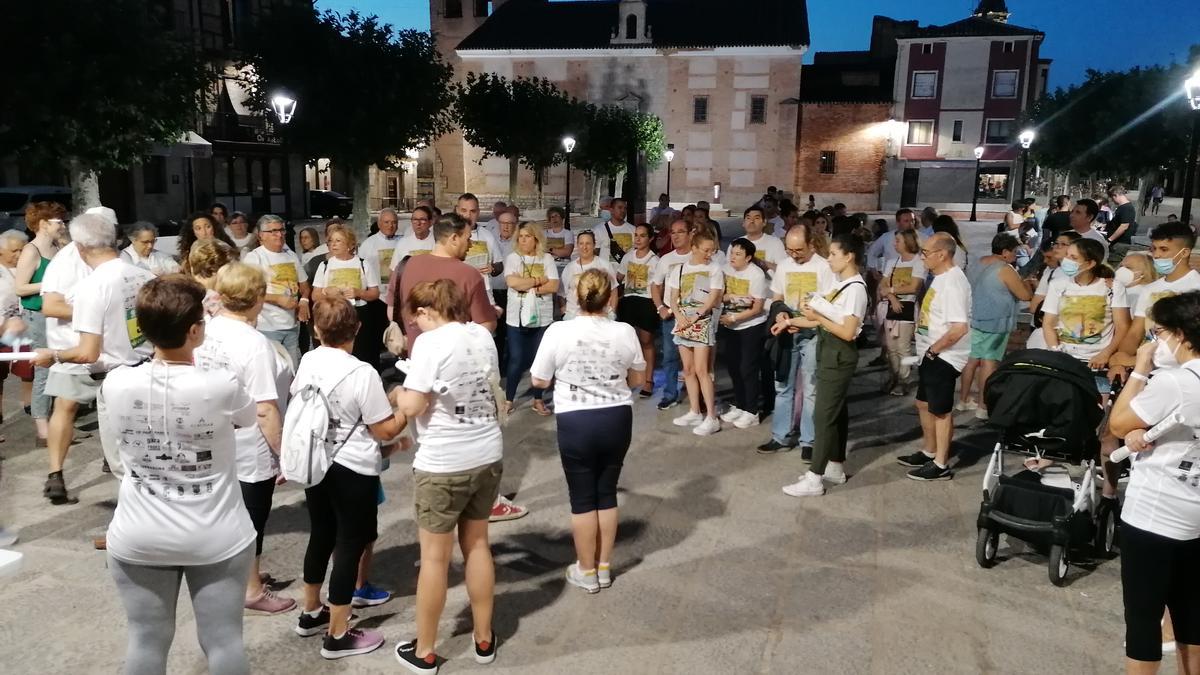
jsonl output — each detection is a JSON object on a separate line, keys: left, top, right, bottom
{"left": 1048, "top": 544, "right": 1069, "bottom": 586}
{"left": 975, "top": 527, "right": 999, "bottom": 568}
{"left": 1093, "top": 503, "right": 1119, "bottom": 557}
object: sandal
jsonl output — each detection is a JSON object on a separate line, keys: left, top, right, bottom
{"left": 532, "top": 400, "right": 552, "bottom": 416}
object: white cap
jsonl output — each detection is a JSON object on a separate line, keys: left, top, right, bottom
{"left": 84, "top": 206, "right": 118, "bottom": 226}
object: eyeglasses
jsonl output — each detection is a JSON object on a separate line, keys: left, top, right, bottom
{"left": 919, "top": 248, "right": 937, "bottom": 256}
{"left": 785, "top": 247, "right": 808, "bottom": 255}
{"left": 260, "top": 228, "right": 285, "bottom": 234}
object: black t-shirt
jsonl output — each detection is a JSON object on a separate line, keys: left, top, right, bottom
{"left": 1042, "top": 211, "right": 1071, "bottom": 239}
{"left": 1110, "top": 202, "right": 1137, "bottom": 244}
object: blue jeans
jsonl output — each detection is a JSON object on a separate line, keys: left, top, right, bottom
{"left": 660, "top": 318, "right": 680, "bottom": 401}
{"left": 260, "top": 327, "right": 300, "bottom": 370}
{"left": 505, "top": 324, "right": 547, "bottom": 402}
{"left": 770, "top": 334, "right": 817, "bottom": 445}
{"left": 23, "top": 309, "right": 52, "bottom": 419}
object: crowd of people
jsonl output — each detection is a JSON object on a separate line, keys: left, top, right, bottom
{"left": 0, "top": 185, "right": 1197, "bottom": 674}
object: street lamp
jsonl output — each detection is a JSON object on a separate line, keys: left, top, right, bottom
{"left": 562, "top": 136, "right": 575, "bottom": 227}
{"left": 970, "top": 145, "right": 985, "bottom": 222}
{"left": 1017, "top": 128, "right": 1035, "bottom": 200}
{"left": 664, "top": 144, "right": 675, "bottom": 201}
{"left": 271, "top": 93, "right": 297, "bottom": 124}
{"left": 1182, "top": 70, "right": 1200, "bottom": 225}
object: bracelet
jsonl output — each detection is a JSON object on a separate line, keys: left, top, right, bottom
{"left": 299, "top": 298, "right": 310, "bottom": 304}
{"left": 1128, "top": 372, "right": 1149, "bottom": 383}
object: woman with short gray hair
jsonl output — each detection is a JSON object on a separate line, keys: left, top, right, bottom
{"left": 120, "top": 222, "right": 180, "bottom": 276}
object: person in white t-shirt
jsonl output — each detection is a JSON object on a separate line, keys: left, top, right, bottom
{"left": 530, "top": 268, "right": 645, "bottom": 593}
{"left": 502, "top": 222, "right": 559, "bottom": 415}
{"left": 454, "top": 193, "right": 504, "bottom": 286}
{"left": 781, "top": 232, "right": 870, "bottom": 497}
{"left": 717, "top": 238, "right": 769, "bottom": 429}
{"left": 293, "top": 297, "right": 408, "bottom": 660}
{"left": 593, "top": 197, "right": 636, "bottom": 266}
{"left": 1042, "top": 238, "right": 1129, "bottom": 386}
{"left": 561, "top": 231, "right": 618, "bottom": 320}
{"left": 227, "top": 211, "right": 258, "bottom": 253}
{"left": 359, "top": 207, "right": 403, "bottom": 298}
{"left": 666, "top": 230, "right": 725, "bottom": 436}
{"left": 193, "top": 263, "right": 296, "bottom": 616}
{"left": 34, "top": 214, "right": 155, "bottom": 505}
{"left": 737, "top": 205, "right": 786, "bottom": 276}
{"left": 1108, "top": 291, "right": 1200, "bottom": 672}
{"left": 616, "top": 224, "right": 660, "bottom": 398}
{"left": 878, "top": 230, "right": 925, "bottom": 396}
{"left": 242, "top": 214, "right": 311, "bottom": 366}
{"left": 98, "top": 275, "right": 258, "bottom": 674}
{"left": 120, "top": 222, "right": 181, "bottom": 276}
{"left": 649, "top": 219, "right": 694, "bottom": 410}
{"left": 392, "top": 280, "right": 504, "bottom": 672}
{"left": 386, "top": 205, "right": 436, "bottom": 321}
{"left": 1026, "top": 231, "right": 1079, "bottom": 350}
{"left": 545, "top": 206, "right": 575, "bottom": 261}
{"left": 312, "top": 223, "right": 382, "bottom": 369}
{"left": 896, "top": 233, "right": 972, "bottom": 482}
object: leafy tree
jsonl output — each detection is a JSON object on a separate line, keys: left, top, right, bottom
{"left": 1, "top": 0, "right": 213, "bottom": 210}
{"left": 239, "top": 6, "right": 455, "bottom": 231}
{"left": 572, "top": 106, "right": 666, "bottom": 214}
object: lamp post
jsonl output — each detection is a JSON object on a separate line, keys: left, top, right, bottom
{"left": 664, "top": 144, "right": 675, "bottom": 201}
{"left": 562, "top": 136, "right": 575, "bottom": 227}
{"left": 270, "top": 94, "right": 297, "bottom": 124}
{"left": 970, "top": 145, "right": 985, "bottom": 222}
{"left": 1182, "top": 70, "right": 1200, "bottom": 226}
{"left": 1018, "top": 128, "right": 1035, "bottom": 200}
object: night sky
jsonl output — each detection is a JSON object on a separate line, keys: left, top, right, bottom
{"left": 316, "top": 0, "right": 1199, "bottom": 89}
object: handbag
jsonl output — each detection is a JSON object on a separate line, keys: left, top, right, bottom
{"left": 672, "top": 311, "right": 713, "bottom": 343}
{"left": 886, "top": 300, "right": 916, "bottom": 322}
{"left": 605, "top": 222, "right": 627, "bottom": 263}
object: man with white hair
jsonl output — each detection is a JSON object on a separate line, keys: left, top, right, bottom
{"left": 120, "top": 222, "right": 180, "bottom": 276}
{"left": 0, "top": 229, "right": 32, "bottom": 429}
{"left": 34, "top": 213, "right": 154, "bottom": 504}
{"left": 243, "top": 214, "right": 310, "bottom": 367}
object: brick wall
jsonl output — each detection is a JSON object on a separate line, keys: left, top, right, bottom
{"left": 795, "top": 102, "right": 890, "bottom": 211}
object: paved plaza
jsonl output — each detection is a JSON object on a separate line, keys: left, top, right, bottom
{"left": 0, "top": 217, "right": 1164, "bottom": 674}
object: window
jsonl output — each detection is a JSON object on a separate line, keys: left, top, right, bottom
{"left": 911, "top": 71, "right": 938, "bottom": 99}
{"left": 473, "top": 0, "right": 488, "bottom": 17}
{"left": 819, "top": 150, "right": 837, "bottom": 174}
{"left": 444, "top": 0, "right": 462, "bottom": 18}
{"left": 693, "top": 96, "right": 709, "bottom": 124}
{"left": 952, "top": 120, "right": 964, "bottom": 143}
{"left": 977, "top": 169, "right": 1011, "bottom": 199}
{"left": 625, "top": 14, "right": 637, "bottom": 39}
{"left": 142, "top": 156, "right": 167, "bottom": 194}
{"left": 921, "top": 43, "right": 934, "bottom": 55}
{"left": 984, "top": 119, "right": 1015, "bottom": 145}
{"left": 1002, "top": 41, "right": 1015, "bottom": 53}
{"left": 906, "top": 120, "right": 934, "bottom": 146}
{"left": 749, "top": 96, "right": 767, "bottom": 124}
{"left": 992, "top": 70, "right": 1018, "bottom": 98}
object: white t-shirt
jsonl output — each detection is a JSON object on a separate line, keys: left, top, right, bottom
{"left": 1133, "top": 271, "right": 1200, "bottom": 338}
{"left": 721, "top": 263, "right": 768, "bottom": 330}
{"left": 822, "top": 274, "right": 870, "bottom": 339}
{"left": 592, "top": 221, "right": 636, "bottom": 264}
{"left": 652, "top": 250, "right": 691, "bottom": 293}
{"left": 465, "top": 225, "right": 502, "bottom": 284}
{"left": 312, "top": 256, "right": 380, "bottom": 308}
{"left": 393, "top": 233, "right": 435, "bottom": 268}
{"left": 193, "top": 315, "right": 283, "bottom": 483}
{"left": 243, "top": 246, "right": 308, "bottom": 332}
{"left": 666, "top": 260, "right": 724, "bottom": 313}
{"left": 358, "top": 231, "right": 402, "bottom": 285}
{"left": 504, "top": 252, "right": 559, "bottom": 329}
{"left": 0, "top": 266, "right": 17, "bottom": 318}
{"left": 1035, "top": 265, "right": 1059, "bottom": 297}
{"left": 491, "top": 235, "right": 518, "bottom": 291}
{"left": 1125, "top": 361, "right": 1200, "bottom": 540}
{"left": 120, "top": 247, "right": 181, "bottom": 276}
{"left": 230, "top": 232, "right": 257, "bottom": 253}
{"left": 101, "top": 363, "right": 257, "bottom": 566}
{"left": 883, "top": 255, "right": 926, "bottom": 302}
{"left": 561, "top": 258, "right": 618, "bottom": 320}
{"left": 72, "top": 258, "right": 155, "bottom": 373}
{"left": 618, "top": 249, "right": 659, "bottom": 300}
{"left": 916, "top": 267, "right": 973, "bottom": 371}
{"left": 738, "top": 233, "right": 786, "bottom": 277}
{"left": 770, "top": 254, "right": 836, "bottom": 310}
{"left": 1042, "top": 277, "right": 1127, "bottom": 363}
{"left": 291, "top": 346, "right": 394, "bottom": 476}
{"left": 404, "top": 322, "right": 504, "bottom": 473}
{"left": 530, "top": 316, "right": 646, "bottom": 414}
{"left": 545, "top": 227, "right": 576, "bottom": 258}
{"left": 42, "top": 243, "right": 92, "bottom": 375}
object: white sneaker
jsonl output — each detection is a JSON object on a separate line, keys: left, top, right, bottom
{"left": 822, "top": 462, "right": 848, "bottom": 485}
{"left": 975, "top": 407, "right": 989, "bottom": 421}
{"left": 720, "top": 406, "right": 746, "bottom": 423}
{"left": 782, "top": 472, "right": 825, "bottom": 497}
{"left": 734, "top": 410, "right": 760, "bottom": 429}
{"left": 955, "top": 399, "right": 978, "bottom": 412}
{"left": 597, "top": 563, "right": 612, "bottom": 589}
{"left": 566, "top": 563, "right": 600, "bottom": 593}
{"left": 692, "top": 416, "right": 721, "bottom": 436}
{"left": 673, "top": 410, "right": 704, "bottom": 427}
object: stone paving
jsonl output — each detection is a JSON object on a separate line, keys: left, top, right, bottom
{"left": 0, "top": 219, "right": 1138, "bottom": 674}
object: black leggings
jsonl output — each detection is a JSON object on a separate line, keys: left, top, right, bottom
{"left": 303, "top": 463, "right": 380, "bottom": 606}
{"left": 719, "top": 323, "right": 769, "bottom": 414}
{"left": 353, "top": 300, "right": 387, "bottom": 371}
{"left": 1121, "top": 521, "right": 1200, "bottom": 661}
{"left": 239, "top": 478, "right": 276, "bottom": 557}
{"left": 557, "top": 406, "right": 632, "bottom": 514}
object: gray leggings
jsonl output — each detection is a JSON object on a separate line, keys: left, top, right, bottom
{"left": 108, "top": 545, "right": 254, "bottom": 675}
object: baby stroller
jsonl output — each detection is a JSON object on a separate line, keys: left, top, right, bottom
{"left": 975, "top": 349, "right": 1107, "bottom": 586}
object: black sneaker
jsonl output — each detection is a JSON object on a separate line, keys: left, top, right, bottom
{"left": 639, "top": 388, "right": 654, "bottom": 399}
{"left": 756, "top": 439, "right": 795, "bottom": 455}
{"left": 896, "top": 450, "right": 934, "bottom": 467}
{"left": 800, "top": 446, "right": 813, "bottom": 463}
{"left": 295, "top": 606, "right": 331, "bottom": 637}
{"left": 656, "top": 397, "right": 679, "bottom": 411}
{"left": 474, "top": 631, "right": 497, "bottom": 665}
{"left": 907, "top": 461, "right": 953, "bottom": 481}
{"left": 395, "top": 640, "right": 439, "bottom": 674}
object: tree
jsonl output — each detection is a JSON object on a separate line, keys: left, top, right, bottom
{"left": 572, "top": 106, "right": 666, "bottom": 214}
{"left": 239, "top": 7, "right": 455, "bottom": 231}
{"left": 0, "top": 0, "right": 214, "bottom": 210}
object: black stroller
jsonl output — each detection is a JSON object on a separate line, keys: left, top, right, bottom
{"left": 975, "top": 349, "right": 1108, "bottom": 585}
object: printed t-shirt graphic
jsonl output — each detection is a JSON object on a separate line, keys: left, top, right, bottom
{"left": 269, "top": 262, "right": 299, "bottom": 298}
{"left": 724, "top": 275, "right": 752, "bottom": 313}
{"left": 783, "top": 270, "right": 818, "bottom": 309}
{"left": 328, "top": 266, "right": 362, "bottom": 290}
{"left": 917, "top": 288, "right": 936, "bottom": 336}
{"left": 1056, "top": 295, "right": 1106, "bottom": 345}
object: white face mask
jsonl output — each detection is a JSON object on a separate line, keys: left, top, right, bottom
{"left": 1153, "top": 335, "right": 1182, "bottom": 369}
{"left": 1114, "top": 266, "right": 1136, "bottom": 287}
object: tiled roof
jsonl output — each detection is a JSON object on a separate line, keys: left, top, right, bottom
{"left": 457, "top": 0, "right": 809, "bottom": 51}
{"left": 900, "top": 16, "right": 1042, "bottom": 39}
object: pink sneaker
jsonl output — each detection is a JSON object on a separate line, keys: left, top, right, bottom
{"left": 245, "top": 588, "right": 297, "bottom": 615}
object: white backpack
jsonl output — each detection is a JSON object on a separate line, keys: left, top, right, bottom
{"left": 280, "top": 365, "right": 368, "bottom": 488}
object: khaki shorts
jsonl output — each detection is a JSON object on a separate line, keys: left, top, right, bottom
{"left": 413, "top": 461, "right": 503, "bottom": 534}
{"left": 44, "top": 370, "right": 102, "bottom": 404}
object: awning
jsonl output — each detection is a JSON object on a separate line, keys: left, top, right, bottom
{"left": 149, "top": 131, "right": 213, "bottom": 159}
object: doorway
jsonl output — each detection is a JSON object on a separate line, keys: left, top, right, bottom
{"left": 901, "top": 168, "right": 920, "bottom": 208}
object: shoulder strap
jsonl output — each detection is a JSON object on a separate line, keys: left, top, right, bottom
{"left": 322, "top": 363, "right": 371, "bottom": 458}
{"left": 828, "top": 280, "right": 867, "bottom": 303}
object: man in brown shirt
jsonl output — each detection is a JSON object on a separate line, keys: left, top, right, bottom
{"left": 397, "top": 212, "right": 498, "bottom": 343}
